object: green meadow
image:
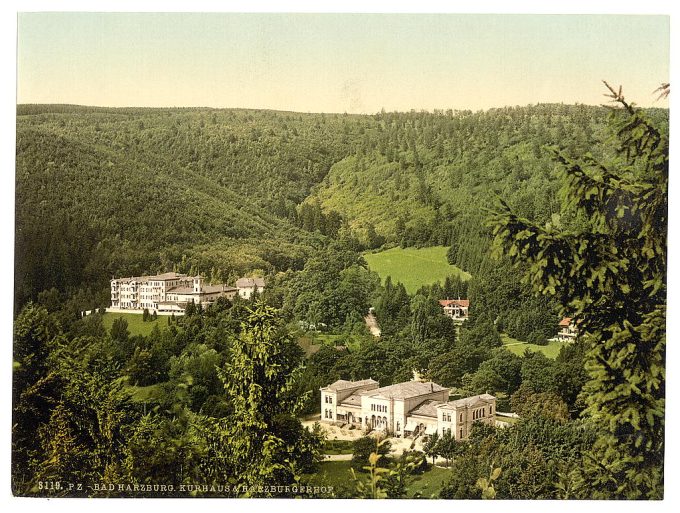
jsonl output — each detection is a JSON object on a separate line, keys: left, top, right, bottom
{"left": 501, "top": 333, "right": 567, "bottom": 359}
{"left": 101, "top": 311, "right": 168, "bottom": 337}
{"left": 308, "top": 460, "right": 451, "bottom": 498}
{"left": 363, "top": 246, "right": 470, "bottom": 294}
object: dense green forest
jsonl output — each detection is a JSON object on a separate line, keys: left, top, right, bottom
{"left": 19, "top": 102, "right": 669, "bottom": 309}
{"left": 13, "top": 97, "right": 667, "bottom": 498}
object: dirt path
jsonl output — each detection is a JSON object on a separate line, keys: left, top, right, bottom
{"left": 364, "top": 313, "right": 381, "bottom": 337}
{"left": 323, "top": 454, "right": 353, "bottom": 461}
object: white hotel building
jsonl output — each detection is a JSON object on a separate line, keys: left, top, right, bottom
{"left": 320, "top": 379, "right": 495, "bottom": 440}
{"left": 110, "top": 272, "right": 240, "bottom": 313}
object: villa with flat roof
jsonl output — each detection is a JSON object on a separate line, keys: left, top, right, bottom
{"left": 110, "top": 272, "right": 238, "bottom": 313}
{"left": 320, "top": 378, "right": 495, "bottom": 440}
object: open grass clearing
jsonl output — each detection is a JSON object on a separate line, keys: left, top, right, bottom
{"left": 123, "top": 382, "right": 163, "bottom": 403}
{"left": 501, "top": 333, "right": 568, "bottom": 359}
{"left": 298, "top": 332, "right": 364, "bottom": 356}
{"left": 363, "top": 246, "right": 470, "bottom": 294}
{"left": 407, "top": 465, "right": 452, "bottom": 498}
{"left": 496, "top": 415, "right": 520, "bottom": 426}
{"left": 101, "top": 311, "right": 168, "bottom": 337}
{"left": 308, "top": 460, "right": 450, "bottom": 498}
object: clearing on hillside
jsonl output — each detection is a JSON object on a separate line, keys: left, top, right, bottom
{"left": 101, "top": 311, "right": 168, "bottom": 337}
{"left": 363, "top": 246, "right": 470, "bottom": 294}
{"left": 501, "top": 333, "right": 568, "bottom": 359}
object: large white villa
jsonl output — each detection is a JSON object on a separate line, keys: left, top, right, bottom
{"left": 438, "top": 299, "right": 469, "bottom": 323}
{"left": 110, "top": 272, "right": 263, "bottom": 313}
{"left": 320, "top": 378, "right": 495, "bottom": 440}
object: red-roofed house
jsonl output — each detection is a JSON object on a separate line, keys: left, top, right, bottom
{"left": 557, "top": 317, "right": 579, "bottom": 341}
{"left": 439, "top": 299, "right": 469, "bottom": 322}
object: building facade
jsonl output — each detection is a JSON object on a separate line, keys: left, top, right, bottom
{"left": 557, "top": 317, "right": 578, "bottom": 341}
{"left": 111, "top": 272, "right": 237, "bottom": 313}
{"left": 438, "top": 299, "right": 469, "bottom": 322}
{"left": 235, "top": 277, "right": 266, "bottom": 299}
{"left": 320, "top": 379, "right": 495, "bottom": 440}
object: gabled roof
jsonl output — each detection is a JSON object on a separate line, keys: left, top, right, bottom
{"left": 446, "top": 393, "right": 496, "bottom": 409}
{"left": 112, "top": 276, "right": 145, "bottom": 283}
{"left": 325, "top": 378, "right": 378, "bottom": 392}
{"left": 147, "top": 272, "right": 187, "bottom": 281}
{"left": 203, "top": 285, "right": 237, "bottom": 294}
{"left": 167, "top": 286, "right": 195, "bottom": 294}
{"left": 236, "top": 277, "right": 266, "bottom": 288}
{"left": 365, "top": 381, "right": 448, "bottom": 400}
{"left": 439, "top": 299, "right": 469, "bottom": 307}
{"left": 113, "top": 272, "right": 187, "bottom": 283}
{"left": 168, "top": 284, "right": 237, "bottom": 295}
{"left": 409, "top": 399, "right": 442, "bottom": 418}
{"left": 339, "top": 393, "right": 363, "bottom": 407}
{"left": 559, "top": 317, "right": 573, "bottom": 326}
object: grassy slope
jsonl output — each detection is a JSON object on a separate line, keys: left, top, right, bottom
{"left": 125, "top": 383, "right": 163, "bottom": 403}
{"left": 501, "top": 333, "right": 567, "bottom": 359}
{"left": 312, "top": 460, "right": 450, "bottom": 498}
{"left": 363, "top": 246, "right": 470, "bottom": 294}
{"left": 311, "top": 155, "right": 436, "bottom": 238}
{"left": 407, "top": 466, "right": 452, "bottom": 498}
{"left": 101, "top": 311, "right": 167, "bottom": 337}
{"left": 297, "top": 333, "right": 363, "bottom": 358}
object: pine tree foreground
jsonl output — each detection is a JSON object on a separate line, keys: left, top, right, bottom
{"left": 490, "top": 83, "right": 667, "bottom": 499}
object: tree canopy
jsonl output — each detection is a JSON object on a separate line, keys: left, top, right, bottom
{"left": 490, "top": 83, "right": 667, "bottom": 499}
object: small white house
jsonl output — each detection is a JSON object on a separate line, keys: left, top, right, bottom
{"left": 439, "top": 299, "right": 469, "bottom": 322}
{"left": 557, "top": 317, "right": 578, "bottom": 341}
{"left": 236, "top": 277, "right": 266, "bottom": 299}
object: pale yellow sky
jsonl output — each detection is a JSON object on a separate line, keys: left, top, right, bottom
{"left": 17, "top": 13, "right": 670, "bottom": 113}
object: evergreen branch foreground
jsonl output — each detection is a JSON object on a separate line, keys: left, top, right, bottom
{"left": 490, "top": 84, "right": 667, "bottom": 499}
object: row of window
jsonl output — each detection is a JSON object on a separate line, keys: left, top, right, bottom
{"left": 473, "top": 408, "right": 487, "bottom": 420}
{"left": 442, "top": 412, "right": 464, "bottom": 423}
{"left": 322, "top": 403, "right": 493, "bottom": 424}
{"left": 441, "top": 406, "right": 494, "bottom": 424}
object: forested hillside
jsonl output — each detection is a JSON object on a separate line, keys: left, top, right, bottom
{"left": 17, "top": 102, "right": 658, "bottom": 311}
{"left": 13, "top": 97, "right": 668, "bottom": 498}
{"left": 308, "top": 105, "right": 616, "bottom": 269}
{"left": 15, "top": 105, "right": 355, "bottom": 308}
